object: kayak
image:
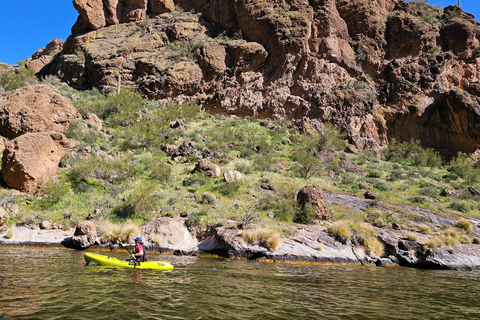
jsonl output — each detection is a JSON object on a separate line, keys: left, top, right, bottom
{"left": 84, "top": 252, "right": 173, "bottom": 271}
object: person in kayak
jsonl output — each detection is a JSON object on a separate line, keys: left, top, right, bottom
{"left": 131, "top": 237, "right": 147, "bottom": 262}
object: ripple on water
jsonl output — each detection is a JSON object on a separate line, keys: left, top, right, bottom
{"left": 2, "top": 249, "right": 480, "bottom": 319}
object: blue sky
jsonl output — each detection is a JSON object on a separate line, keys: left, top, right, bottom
{"left": 0, "top": 0, "right": 478, "bottom": 65}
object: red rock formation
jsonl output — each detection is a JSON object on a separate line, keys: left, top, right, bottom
{"left": 2, "top": 132, "right": 73, "bottom": 194}
{"left": 0, "top": 84, "right": 77, "bottom": 139}
{"left": 297, "top": 185, "right": 330, "bottom": 220}
{"left": 32, "top": 0, "right": 480, "bottom": 156}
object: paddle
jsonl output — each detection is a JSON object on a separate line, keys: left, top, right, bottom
{"left": 109, "top": 231, "right": 136, "bottom": 261}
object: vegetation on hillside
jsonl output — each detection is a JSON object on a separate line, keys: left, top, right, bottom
{"left": 1, "top": 70, "right": 480, "bottom": 251}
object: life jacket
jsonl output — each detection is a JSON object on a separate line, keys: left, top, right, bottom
{"left": 135, "top": 244, "right": 148, "bottom": 262}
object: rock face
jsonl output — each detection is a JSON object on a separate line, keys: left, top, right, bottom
{"left": 72, "top": 220, "right": 97, "bottom": 249}
{"left": 2, "top": 132, "right": 73, "bottom": 194}
{"left": 0, "top": 85, "right": 77, "bottom": 139}
{"left": 297, "top": 185, "right": 330, "bottom": 220}
{"left": 26, "top": 39, "right": 64, "bottom": 73}
{"left": 34, "top": 1, "right": 480, "bottom": 156}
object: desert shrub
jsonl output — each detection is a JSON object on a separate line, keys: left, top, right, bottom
{"left": 384, "top": 139, "right": 443, "bottom": 167}
{"left": 291, "top": 132, "right": 324, "bottom": 179}
{"left": 373, "top": 181, "right": 388, "bottom": 191}
{"left": 418, "top": 186, "right": 439, "bottom": 198}
{"left": 408, "top": 196, "right": 426, "bottom": 204}
{"left": 0, "top": 64, "right": 38, "bottom": 91}
{"left": 448, "top": 152, "right": 480, "bottom": 183}
{"left": 449, "top": 200, "right": 471, "bottom": 213}
{"left": 68, "top": 156, "right": 141, "bottom": 190}
{"left": 239, "top": 228, "right": 282, "bottom": 251}
{"left": 185, "top": 213, "right": 201, "bottom": 228}
{"left": 253, "top": 153, "right": 278, "bottom": 172}
{"left": 234, "top": 161, "right": 253, "bottom": 174}
{"left": 199, "top": 192, "right": 216, "bottom": 205}
{"left": 112, "top": 181, "right": 160, "bottom": 220}
{"left": 64, "top": 119, "right": 105, "bottom": 147}
{"left": 211, "top": 181, "right": 244, "bottom": 197}
{"left": 293, "top": 203, "right": 317, "bottom": 224}
{"left": 183, "top": 173, "right": 212, "bottom": 188}
{"left": 239, "top": 207, "right": 261, "bottom": 228}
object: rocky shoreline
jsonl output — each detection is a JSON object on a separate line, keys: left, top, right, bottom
{"left": 2, "top": 191, "right": 480, "bottom": 270}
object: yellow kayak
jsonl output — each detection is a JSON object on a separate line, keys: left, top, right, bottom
{"left": 84, "top": 252, "right": 173, "bottom": 271}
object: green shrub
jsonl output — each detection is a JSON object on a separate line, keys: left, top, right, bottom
{"left": 183, "top": 173, "right": 212, "bottom": 187}
{"left": 0, "top": 64, "right": 38, "bottom": 91}
{"left": 384, "top": 139, "right": 443, "bottom": 167}
{"left": 185, "top": 213, "right": 201, "bottom": 228}
{"left": 199, "top": 192, "right": 216, "bottom": 204}
{"left": 449, "top": 200, "right": 471, "bottom": 213}
{"left": 292, "top": 132, "right": 324, "bottom": 179}
{"left": 293, "top": 203, "right": 316, "bottom": 224}
{"left": 211, "top": 181, "right": 243, "bottom": 197}
{"left": 112, "top": 181, "right": 159, "bottom": 220}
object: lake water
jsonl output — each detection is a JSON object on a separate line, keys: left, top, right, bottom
{"left": 1, "top": 247, "right": 480, "bottom": 319}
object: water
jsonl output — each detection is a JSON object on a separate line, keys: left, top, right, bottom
{"left": 1, "top": 248, "right": 480, "bottom": 319}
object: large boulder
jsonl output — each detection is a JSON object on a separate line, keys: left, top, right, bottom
{"left": 0, "top": 85, "right": 77, "bottom": 139}
{"left": 72, "top": 0, "right": 106, "bottom": 30}
{"left": 141, "top": 217, "right": 198, "bottom": 251}
{"left": 2, "top": 132, "right": 73, "bottom": 194}
{"left": 194, "top": 159, "right": 221, "bottom": 178}
{"left": 72, "top": 220, "right": 97, "bottom": 249}
{"left": 297, "top": 185, "right": 330, "bottom": 221}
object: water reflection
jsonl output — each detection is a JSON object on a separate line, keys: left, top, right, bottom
{"left": 1, "top": 248, "right": 480, "bottom": 319}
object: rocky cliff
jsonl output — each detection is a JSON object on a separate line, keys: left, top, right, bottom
{"left": 30, "top": 0, "right": 480, "bottom": 157}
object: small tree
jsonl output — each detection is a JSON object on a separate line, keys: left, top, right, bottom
{"left": 293, "top": 132, "right": 324, "bottom": 179}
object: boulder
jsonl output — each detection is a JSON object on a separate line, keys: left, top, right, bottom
{"left": 72, "top": 220, "right": 97, "bottom": 249}
{"left": 2, "top": 132, "right": 73, "bottom": 194}
{"left": 72, "top": 0, "right": 106, "bottom": 30}
{"left": 149, "top": 0, "right": 175, "bottom": 14}
{"left": 141, "top": 217, "right": 198, "bottom": 251}
{"left": 85, "top": 113, "right": 102, "bottom": 131}
{"left": 223, "top": 170, "right": 242, "bottom": 183}
{"left": 194, "top": 159, "right": 221, "bottom": 178}
{"left": 0, "top": 85, "right": 77, "bottom": 139}
{"left": 39, "top": 220, "right": 53, "bottom": 230}
{"left": 297, "top": 185, "right": 330, "bottom": 220}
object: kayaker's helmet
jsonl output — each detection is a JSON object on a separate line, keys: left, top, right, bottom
{"left": 134, "top": 237, "right": 142, "bottom": 243}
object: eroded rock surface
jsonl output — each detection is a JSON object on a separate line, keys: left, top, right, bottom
{"left": 2, "top": 132, "right": 73, "bottom": 194}
{"left": 33, "top": 1, "right": 480, "bottom": 156}
{"left": 0, "top": 85, "right": 77, "bottom": 139}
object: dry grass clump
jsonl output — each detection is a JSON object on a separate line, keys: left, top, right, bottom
{"left": 96, "top": 219, "right": 140, "bottom": 243}
{"left": 406, "top": 232, "right": 418, "bottom": 241}
{"left": 455, "top": 218, "right": 473, "bottom": 233}
{"left": 417, "top": 224, "right": 433, "bottom": 235}
{"left": 328, "top": 220, "right": 384, "bottom": 257}
{"left": 425, "top": 226, "right": 472, "bottom": 248}
{"left": 239, "top": 228, "right": 282, "bottom": 251}
{"left": 6, "top": 225, "right": 15, "bottom": 239}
